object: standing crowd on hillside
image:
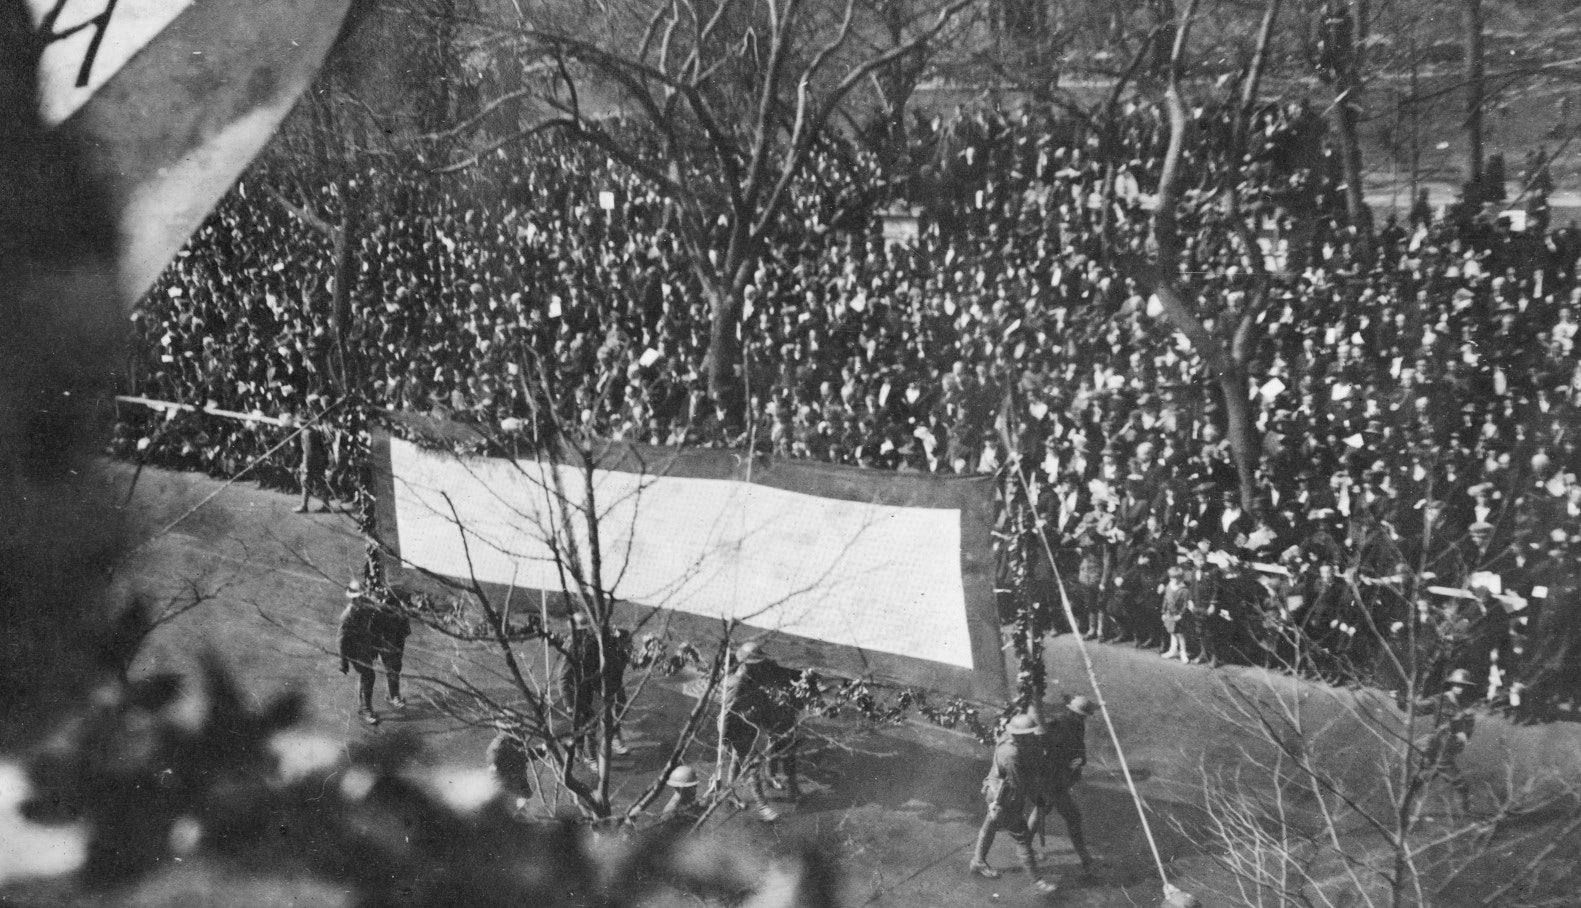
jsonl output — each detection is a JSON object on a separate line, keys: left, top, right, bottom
{"left": 118, "top": 99, "right": 1581, "bottom": 719}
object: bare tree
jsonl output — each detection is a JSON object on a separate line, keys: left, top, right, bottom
{"left": 373, "top": 417, "right": 723, "bottom": 820}
{"left": 261, "top": 0, "right": 471, "bottom": 394}
{"left": 1462, "top": 0, "right": 1486, "bottom": 203}
{"left": 845, "top": 0, "right": 979, "bottom": 183}
{"left": 1190, "top": 641, "right": 1581, "bottom": 908}
{"left": 1312, "top": 0, "right": 1372, "bottom": 244}
{"left": 1182, "top": 488, "right": 1581, "bottom": 908}
{"left": 428, "top": 0, "right": 975, "bottom": 419}
{"left": 1136, "top": 0, "right": 1272, "bottom": 511}
{"left": 368, "top": 352, "right": 927, "bottom": 825}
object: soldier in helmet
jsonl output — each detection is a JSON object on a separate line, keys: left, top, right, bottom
{"left": 487, "top": 721, "right": 534, "bottom": 818}
{"left": 721, "top": 640, "right": 801, "bottom": 821}
{"left": 337, "top": 580, "right": 410, "bottom": 726}
{"left": 970, "top": 712, "right": 1059, "bottom": 896}
{"left": 1410, "top": 668, "right": 1477, "bottom": 812}
{"left": 560, "top": 610, "right": 632, "bottom": 767}
{"left": 289, "top": 406, "right": 335, "bottom": 514}
{"left": 656, "top": 764, "right": 706, "bottom": 833}
{"left": 1030, "top": 695, "right": 1098, "bottom": 874}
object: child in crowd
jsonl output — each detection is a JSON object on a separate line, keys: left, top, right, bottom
{"left": 1160, "top": 566, "right": 1191, "bottom": 663}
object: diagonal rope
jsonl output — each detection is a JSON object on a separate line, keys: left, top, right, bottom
{"left": 1010, "top": 461, "right": 1170, "bottom": 891}
{"left": 116, "top": 398, "right": 348, "bottom": 570}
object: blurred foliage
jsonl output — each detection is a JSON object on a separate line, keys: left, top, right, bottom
{"left": 13, "top": 655, "right": 840, "bottom": 906}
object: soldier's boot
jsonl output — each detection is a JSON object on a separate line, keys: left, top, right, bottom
{"left": 357, "top": 682, "right": 378, "bottom": 725}
{"left": 1018, "top": 843, "right": 1057, "bottom": 896}
{"left": 1077, "top": 848, "right": 1097, "bottom": 875}
{"left": 1065, "top": 807, "right": 1096, "bottom": 873}
{"left": 968, "top": 861, "right": 1001, "bottom": 879}
{"left": 969, "top": 822, "right": 1000, "bottom": 878}
{"left": 750, "top": 772, "right": 779, "bottom": 822}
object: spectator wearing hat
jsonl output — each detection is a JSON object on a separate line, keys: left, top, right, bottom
{"left": 1212, "top": 489, "right": 1256, "bottom": 553}
{"left": 1464, "top": 483, "right": 1502, "bottom": 535}
{"left": 337, "top": 580, "right": 411, "bottom": 725}
{"left": 1461, "top": 520, "right": 1522, "bottom": 586}
{"left": 1111, "top": 534, "right": 1169, "bottom": 646}
{"left": 1183, "top": 549, "right": 1222, "bottom": 666}
{"left": 1398, "top": 499, "right": 1456, "bottom": 579}
{"left": 1302, "top": 562, "right": 1367, "bottom": 679}
{"left": 1049, "top": 474, "right": 1088, "bottom": 541}
{"left": 1513, "top": 534, "right": 1581, "bottom": 720}
{"left": 1182, "top": 481, "right": 1221, "bottom": 542}
{"left": 1031, "top": 695, "right": 1099, "bottom": 875}
{"left": 1215, "top": 556, "right": 1271, "bottom": 666}
{"left": 970, "top": 712, "right": 1058, "bottom": 895}
{"left": 1070, "top": 507, "right": 1112, "bottom": 638}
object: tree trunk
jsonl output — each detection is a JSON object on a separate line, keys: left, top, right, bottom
{"left": 1331, "top": 78, "right": 1370, "bottom": 241}
{"left": 1463, "top": 0, "right": 1485, "bottom": 203}
{"left": 1234, "top": 0, "right": 1281, "bottom": 159}
{"left": 1227, "top": 0, "right": 1281, "bottom": 277}
{"left": 1148, "top": 0, "right": 1260, "bottom": 512}
{"left": 1409, "top": 36, "right": 1421, "bottom": 206}
{"left": 873, "top": 39, "right": 924, "bottom": 183}
{"left": 703, "top": 279, "right": 744, "bottom": 419}
{"left": 1097, "top": 155, "right": 1117, "bottom": 258}
{"left": 330, "top": 175, "right": 360, "bottom": 395}
{"left": 1321, "top": 0, "right": 1371, "bottom": 244}
{"left": 1218, "top": 366, "right": 1259, "bottom": 509}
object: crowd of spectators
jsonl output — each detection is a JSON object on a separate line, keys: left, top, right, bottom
{"left": 118, "top": 98, "right": 1581, "bottom": 720}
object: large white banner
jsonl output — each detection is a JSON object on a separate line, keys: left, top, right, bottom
{"left": 389, "top": 437, "right": 977, "bottom": 668}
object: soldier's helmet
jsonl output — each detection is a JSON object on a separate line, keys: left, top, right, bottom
{"left": 1007, "top": 713, "right": 1043, "bottom": 736}
{"left": 735, "top": 641, "right": 767, "bottom": 664}
{"left": 1067, "top": 695, "right": 1098, "bottom": 716}
{"left": 345, "top": 580, "right": 364, "bottom": 599}
{"left": 1446, "top": 668, "right": 1475, "bottom": 687}
{"left": 667, "top": 765, "right": 700, "bottom": 788}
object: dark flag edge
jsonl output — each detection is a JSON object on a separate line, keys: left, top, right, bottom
{"left": 55, "top": 0, "right": 353, "bottom": 304}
